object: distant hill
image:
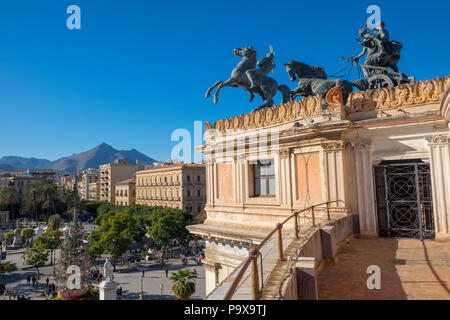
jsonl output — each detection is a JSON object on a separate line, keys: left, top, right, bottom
{"left": 0, "top": 143, "right": 158, "bottom": 173}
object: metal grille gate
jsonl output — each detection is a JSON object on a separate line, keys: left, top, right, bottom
{"left": 374, "top": 162, "right": 434, "bottom": 240}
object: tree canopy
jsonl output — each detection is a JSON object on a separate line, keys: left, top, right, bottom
{"left": 88, "top": 204, "right": 196, "bottom": 261}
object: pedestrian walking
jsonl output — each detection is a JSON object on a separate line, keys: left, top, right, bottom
{"left": 46, "top": 277, "right": 49, "bottom": 288}
{"left": 26, "top": 276, "right": 31, "bottom": 285}
{"left": 165, "top": 267, "right": 169, "bottom": 278}
{"left": 32, "top": 277, "right": 36, "bottom": 287}
{"left": 142, "top": 269, "right": 145, "bottom": 278}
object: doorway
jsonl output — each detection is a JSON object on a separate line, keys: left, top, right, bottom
{"left": 374, "top": 161, "right": 434, "bottom": 240}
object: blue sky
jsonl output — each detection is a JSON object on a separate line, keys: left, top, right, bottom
{"left": 0, "top": 0, "right": 448, "bottom": 162}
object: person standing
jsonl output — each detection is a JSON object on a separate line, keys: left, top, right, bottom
{"left": 46, "top": 277, "right": 49, "bottom": 288}
{"left": 142, "top": 269, "right": 145, "bottom": 278}
{"left": 165, "top": 267, "right": 169, "bottom": 278}
{"left": 31, "top": 277, "right": 36, "bottom": 287}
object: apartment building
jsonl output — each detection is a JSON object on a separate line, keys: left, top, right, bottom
{"left": 115, "top": 179, "right": 136, "bottom": 206}
{"left": 88, "top": 181, "right": 100, "bottom": 201}
{"left": 0, "top": 173, "right": 12, "bottom": 190}
{"left": 135, "top": 163, "right": 206, "bottom": 214}
{"left": 99, "top": 159, "right": 144, "bottom": 203}
{"left": 77, "top": 168, "right": 99, "bottom": 200}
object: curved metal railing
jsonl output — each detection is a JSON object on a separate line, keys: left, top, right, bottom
{"left": 223, "top": 199, "right": 345, "bottom": 300}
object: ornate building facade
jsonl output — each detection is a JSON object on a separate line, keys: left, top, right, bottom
{"left": 188, "top": 76, "right": 450, "bottom": 295}
{"left": 135, "top": 163, "right": 206, "bottom": 214}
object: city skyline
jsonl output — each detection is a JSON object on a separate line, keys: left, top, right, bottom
{"left": 1, "top": 0, "right": 449, "bottom": 162}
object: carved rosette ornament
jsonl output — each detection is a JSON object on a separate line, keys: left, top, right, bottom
{"left": 321, "top": 142, "right": 344, "bottom": 151}
{"left": 425, "top": 134, "right": 450, "bottom": 145}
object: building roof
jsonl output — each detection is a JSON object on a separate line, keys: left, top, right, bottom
{"left": 136, "top": 163, "right": 205, "bottom": 174}
{"left": 116, "top": 179, "right": 136, "bottom": 185}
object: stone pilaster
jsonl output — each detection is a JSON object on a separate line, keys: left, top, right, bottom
{"left": 426, "top": 134, "right": 450, "bottom": 239}
{"left": 279, "top": 148, "right": 292, "bottom": 207}
{"left": 351, "top": 140, "right": 377, "bottom": 237}
{"left": 321, "top": 142, "right": 346, "bottom": 209}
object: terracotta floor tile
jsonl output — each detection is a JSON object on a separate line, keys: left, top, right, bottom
{"left": 318, "top": 238, "right": 450, "bottom": 300}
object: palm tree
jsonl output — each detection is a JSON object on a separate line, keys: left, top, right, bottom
{"left": 0, "top": 186, "right": 20, "bottom": 220}
{"left": 40, "top": 180, "right": 58, "bottom": 219}
{"left": 23, "top": 180, "right": 41, "bottom": 222}
{"left": 170, "top": 269, "right": 198, "bottom": 300}
{"left": 23, "top": 179, "right": 59, "bottom": 222}
{"left": 63, "top": 189, "right": 84, "bottom": 220}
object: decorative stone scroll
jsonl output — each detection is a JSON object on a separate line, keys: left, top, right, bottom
{"left": 213, "top": 94, "right": 324, "bottom": 133}
{"left": 210, "top": 76, "right": 450, "bottom": 133}
{"left": 325, "top": 86, "right": 344, "bottom": 106}
{"left": 346, "top": 76, "right": 450, "bottom": 114}
{"left": 425, "top": 134, "right": 450, "bottom": 145}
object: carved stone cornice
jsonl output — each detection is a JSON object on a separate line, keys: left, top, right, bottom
{"left": 210, "top": 76, "right": 450, "bottom": 133}
{"left": 425, "top": 134, "right": 450, "bottom": 145}
{"left": 321, "top": 142, "right": 344, "bottom": 151}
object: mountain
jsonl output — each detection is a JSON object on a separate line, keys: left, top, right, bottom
{"left": 0, "top": 156, "right": 52, "bottom": 171}
{"left": 0, "top": 143, "right": 158, "bottom": 173}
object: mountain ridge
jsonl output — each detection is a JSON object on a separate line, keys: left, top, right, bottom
{"left": 0, "top": 143, "right": 158, "bottom": 173}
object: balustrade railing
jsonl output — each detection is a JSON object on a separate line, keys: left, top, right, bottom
{"left": 223, "top": 199, "right": 345, "bottom": 300}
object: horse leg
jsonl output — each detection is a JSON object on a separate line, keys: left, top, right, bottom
{"left": 259, "top": 87, "right": 274, "bottom": 109}
{"left": 249, "top": 90, "right": 255, "bottom": 103}
{"left": 214, "top": 79, "right": 234, "bottom": 104}
{"left": 205, "top": 81, "right": 223, "bottom": 98}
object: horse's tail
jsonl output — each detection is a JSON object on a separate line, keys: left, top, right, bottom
{"left": 352, "top": 78, "right": 369, "bottom": 91}
{"left": 278, "top": 85, "right": 291, "bottom": 104}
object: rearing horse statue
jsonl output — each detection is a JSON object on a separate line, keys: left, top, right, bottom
{"left": 205, "top": 46, "right": 291, "bottom": 111}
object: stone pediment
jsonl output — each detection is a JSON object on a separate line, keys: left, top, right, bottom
{"left": 211, "top": 76, "right": 450, "bottom": 133}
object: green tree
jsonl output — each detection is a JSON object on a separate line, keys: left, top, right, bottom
{"left": 48, "top": 214, "right": 63, "bottom": 231}
{"left": 88, "top": 210, "right": 134, "bottom": 271}
{"left": 35, "top": 230, "right": 62, "bottom": 275}
{"left": 0, "top": 261, "right": 18, "bottom": 283}
{"left": 20, "top": 228, "right": 36, "bottom": 246}
{"left": 0, "top": 187, "right": 20, "bottom": 220}
{"left": 84, "top": 200, "right": 104, "bottom": 215}
{"left": 4, "top": 231, "right": 15, "bottom": 246}
{"left": 24, "top": 246, "right": 48, "bottom": 279}
{"left": 63, "top": 190, "right": 85, "bottom": 219}
{"left": 148, "top": 208, "right": 195, "bottom": 247}
{"left": 22, "top": 179, "right": 59, "bottom": 221}
{"left": 170, "top": 269, "right": 198, "bottom": 300}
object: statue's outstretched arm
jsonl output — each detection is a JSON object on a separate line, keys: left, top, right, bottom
{"left": 352, "top": 47, "right": 367, "bottom": 61}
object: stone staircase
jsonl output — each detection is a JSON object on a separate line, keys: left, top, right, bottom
{"left": 207, "top": 213, "right": 350, "bottom": 300}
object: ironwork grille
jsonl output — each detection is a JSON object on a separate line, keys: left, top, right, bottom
{"left": 374, "top": 162, "right": 434, "bottom": 240}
